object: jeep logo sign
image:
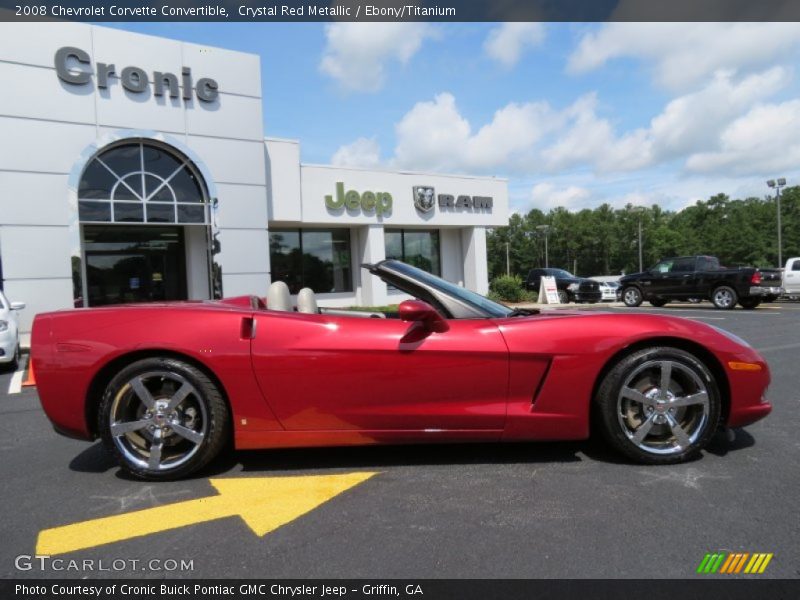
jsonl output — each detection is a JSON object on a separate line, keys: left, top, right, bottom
{"left": 55, "top": 46, "right": 219, "bottom": 103}
{"left": 325, "top": 182, "right": 393, "bottom": 217}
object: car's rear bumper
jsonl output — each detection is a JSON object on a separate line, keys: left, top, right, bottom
{"left": 750, "top": 286, "right": 783, "bottom": 296}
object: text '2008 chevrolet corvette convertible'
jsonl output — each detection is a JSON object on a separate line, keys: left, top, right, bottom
{"left": 31, "top": 260, "right": 771, "bottom": 480}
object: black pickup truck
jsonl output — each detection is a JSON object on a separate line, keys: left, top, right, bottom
{"left": 619, "top": 255, "right": 783, "bottom": 310}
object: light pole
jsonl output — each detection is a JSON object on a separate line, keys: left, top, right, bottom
{"left": 630, "top": 206, "right": 646, "bottom": 272}
{"left": 536, "top": 225, "right": 550, "bottom": 268}
{"left": 767, "top": 178, "right": 787, "bottom": 268}
{"left": 505, "top": 241, "right": 510, "bottom": 277}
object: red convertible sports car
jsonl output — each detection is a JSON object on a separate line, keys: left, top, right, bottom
{"left": 32, "top": 260, "right": 772, "bottom": 480}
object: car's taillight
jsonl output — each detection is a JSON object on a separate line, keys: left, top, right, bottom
{"left": 751, "top": 271, "right": 762, "bottom": 285}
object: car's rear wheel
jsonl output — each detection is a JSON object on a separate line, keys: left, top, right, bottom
{"left": 557, "top": 290, "right": 569, "bottom": 304}
{"left": 595, "top": 346, "right": 721, "bottom": 464}
{"left": 98, "top": 357, "right": 229, "bottom": 480}
{"left": 712, "top": 286, "right": 737, "bottom": 310}
{"left": 622, "top": 286, "right": 643, "bottom": 307}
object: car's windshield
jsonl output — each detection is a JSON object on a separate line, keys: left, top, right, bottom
{"left": 382, "top": 261, "right": 514, "bottom": 318}
{"left": 550, "top": 269, "right": 575, "bottom": 278}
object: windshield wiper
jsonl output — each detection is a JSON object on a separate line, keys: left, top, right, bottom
{"left": 507, "top": 307, "right": 539, "bottom": 317}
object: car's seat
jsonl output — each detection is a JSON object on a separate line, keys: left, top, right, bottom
{"left": 297, "top": 288, "right": 319, "bottom": 314}
{"left": 266, "top": 281, "right": 292, "bottom": 311}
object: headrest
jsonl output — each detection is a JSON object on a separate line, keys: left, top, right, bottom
{"left": 297, "top": 287, "right": 319, "bottom": 314}
{"left": 266, "top": 280, "right": 292, "bottom": 312}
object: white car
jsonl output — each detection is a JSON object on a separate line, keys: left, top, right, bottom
{"left": 0, "top": 290, "right": 25, "bottom": 370}
{"left": 590, "top": 277, "right": 622, "bottom": 302}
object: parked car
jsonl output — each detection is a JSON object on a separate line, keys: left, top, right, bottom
{"left": 619, "top": 255, "right": 782, "bottom": 310}
{"left": 31, "top": 259, "right": 771, "bottom": 480}
{"left": 780, "top": 257, "right": 800, "bottom": 298}
{"left": 526, "top": 268, "right": 602, "bottom": 303}
{"left": 0, "top": 290, "right": 25, "bottom": 370}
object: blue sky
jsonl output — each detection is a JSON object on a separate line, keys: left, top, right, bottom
{"left": 106, "top": 22, "right": 800, "bottom": 214}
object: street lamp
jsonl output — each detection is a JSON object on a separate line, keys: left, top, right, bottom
{"left": 536, "top": 225, "right": 551, "bottom": 268}
{"left": 630, "top": 206, "right": 647, "bottom": 273}
{"left": 767, "top": 178, "right": 787, "bottom": 268}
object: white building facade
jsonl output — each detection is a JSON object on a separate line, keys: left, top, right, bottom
{"left": 0, "top": 23, "right": 508, "bottom": 345}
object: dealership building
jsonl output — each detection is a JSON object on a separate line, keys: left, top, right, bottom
{"left": 0, "top": 22, "right": 508, "bottom": 345}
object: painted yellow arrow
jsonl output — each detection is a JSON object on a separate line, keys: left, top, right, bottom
{"left": 36, "top": 472, "right": 377, "bottom": 556}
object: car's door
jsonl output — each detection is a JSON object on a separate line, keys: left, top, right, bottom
{"left": 663, "top": 257, "right": 697, "bottom": 297}
{"left": 641, "top": 259, "right": 673, "bottom": 296}
{"left": 785, "top": 259, "right": 800, "bottom": 295}
{"left": 250, "top": 310, "right": 509, "bottom": 431}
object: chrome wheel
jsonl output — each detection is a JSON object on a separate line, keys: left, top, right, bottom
{"left": 623, "top": 287, "right": 642, "bottom": 307}
{"left": 616, "top": 359, "right": 710, "bottom": 455}
{"left": 109, "top": 370, "right": 207, "bottom": 472}
{"left": 712, "top": 287, "right": 736, "bottom": 309}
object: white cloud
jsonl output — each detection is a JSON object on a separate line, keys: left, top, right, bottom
{"left": 529, "top": 182, "right": 591, "bottom": 211}
{"left": 392, "top": 92, "right": 558, "bottom": 172}
{"left": 543, "top": 68, "right": 789, "bottom": 173}
{"left": 320, "top": 23, "right": 435, "bottom": 92}
{"left": 687, "top": 100, "right": 800, "bottom": 175}
{"left": 484, "top": 23, "right": 546, "bottom": 67}
{"left": 568, "top": 23, "right": 800, "bottom": 91}
{"left": 331, "top": 137, "right": 382, "bottom": 168}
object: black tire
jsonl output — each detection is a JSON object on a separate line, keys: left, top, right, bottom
{"left": 557, "top": 290, "right": 569, "bottom": 304}
{"left": 739, "top": 298, "right": 761, "bottom": 310}
{"left": 622, "top": 286, "right": 643, "bottom": 307}
{"left": 711, "top": 285, "right": 738, "bottom": 310}
{"left": 98, "top": 357, "right": 230, "bottom": 481}
{"left": 649, "top": 298, "right": 668, "bottom": 308}
{"left": 595, "top": 346, "right": 721, "bottom": 465}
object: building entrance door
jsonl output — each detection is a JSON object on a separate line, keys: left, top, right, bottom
{"left": 83, "top": 225, "right": 188, "bottom": 306}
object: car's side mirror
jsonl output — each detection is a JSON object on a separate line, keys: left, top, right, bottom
{"left": 398, "top": 300, "right": 449, "bottom": 333}
{"left": 10, "top": 302, "right": 25, "bottom": 310}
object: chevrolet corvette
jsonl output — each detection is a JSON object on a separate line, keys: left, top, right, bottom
{"left": 31, "top": 260, "right": 772, "bottom": 480}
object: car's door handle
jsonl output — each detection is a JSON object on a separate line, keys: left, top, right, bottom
{"left": 241, "top": 317, "right": 257, "bottom": 339}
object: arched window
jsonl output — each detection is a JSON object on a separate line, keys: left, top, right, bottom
{"left": 78, "top": 141, "right": 209, "bottom": 224}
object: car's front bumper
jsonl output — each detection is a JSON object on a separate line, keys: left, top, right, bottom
{"left": 0, "top": 330, "right": 17, "bottom": 363}
{"left": 574, "top": 291, "right": 603, "bottom": 302}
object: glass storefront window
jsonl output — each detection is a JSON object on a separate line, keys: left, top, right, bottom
{"left": 78, "top": 141, "right": 208, "bottom": 225}
{"left": 385, "top": 229, "right": 441, "bottom": 276}
{"left": 83, "top": 225, "right": 188, "bottom": 306}
{"left": 269, "top": 229, "right": 353, "bottom": 294}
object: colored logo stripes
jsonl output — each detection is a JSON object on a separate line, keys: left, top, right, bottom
{"left": 697, "top": 552, "right": 773, "bottom": 574}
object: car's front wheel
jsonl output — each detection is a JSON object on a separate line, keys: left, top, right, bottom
{"left": 622, "top": 286, "right": 643, "bottom": 307}
{"left": 595, "top": 346, "right": 721, "bottom": 464}
{"left": 98, "top": 357, "right": 230, "bottom": 480}
{"left": 557, "top": 290, "right": 569, "bottom": 304}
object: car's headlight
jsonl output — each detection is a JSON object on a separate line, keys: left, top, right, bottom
{"left": 0, "top": 320, "right": 7, "bottom": 332}
{"left": 567, "top": 283, "right": 579, "bottom": 291}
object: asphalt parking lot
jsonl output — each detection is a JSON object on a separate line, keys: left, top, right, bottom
{"left": 1, "top": 302, "right": 798, "bottom": 579}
